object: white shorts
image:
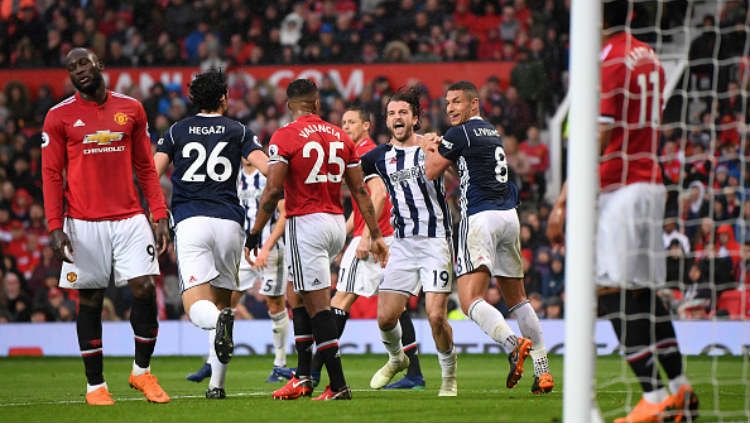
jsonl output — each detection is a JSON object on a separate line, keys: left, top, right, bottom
{"left": 380, "top": 236, "right": 454, "bottom": 296}
{"left": 59, "top": 214, "right": 159, "bottom": 289}
{"left": 174, "top": 216, "right": 244, "bottom": 292}
{"left": 238, "top": 245, "right": 287, "bottom": 296}
{"left": 597, "top": 183, "right": 666, "bottom": 289}
{"left": 285, "top": 213, "right": 346, "bottom": 292}
{"left": 456, "top": 209, "right": 523, "bottom": 278}
{"left": 338, "top": 236, "right": 394, "bottom": 297}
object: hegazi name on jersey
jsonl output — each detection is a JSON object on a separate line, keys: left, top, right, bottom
{"left": 188, "top": 125, "right": 226, "bottom": 135}
{"left": 82, "top": 130, "right": 125, "bottom": 155}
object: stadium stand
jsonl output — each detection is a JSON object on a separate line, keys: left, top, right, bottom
{"left": 0, "top": 0, "right": 747, "bottom": 325}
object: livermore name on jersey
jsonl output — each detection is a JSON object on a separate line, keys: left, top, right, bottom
{"left": 438, "top": 116, "right": 519, "bottom": 216}
{"left": 362, "top": 144, "right": 451, "bottom": 239}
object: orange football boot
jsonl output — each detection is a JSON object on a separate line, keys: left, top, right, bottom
{"left": 129, "top": 372, "right": 171, "bottom": 403}
{"left": 85, "top": 386, "right": 115, "bottom": 406}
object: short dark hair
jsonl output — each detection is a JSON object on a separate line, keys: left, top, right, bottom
{"left": 446, "top": 80, "right": 479, "bottom": 100}
{"left": 286, "top": 78, "right": 318, "bottom": 100}
{"left": 345, "top": 105, "right": 372, "bottom": 123}
{"left": 603, "top": 0, "right": 629, "bottom": 30}
{"left": 387, "top": 86, "right": 421, "bottom": 130}
{"left": 189, "top": 68, "right": 227, "bottom": 111}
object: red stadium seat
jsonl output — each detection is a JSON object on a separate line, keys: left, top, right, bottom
{"left": 716, "top": 289, "right": 750, "bottom": 320}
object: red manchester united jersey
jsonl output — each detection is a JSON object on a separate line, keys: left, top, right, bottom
{"left": 353, "top": 137, "right": 394, "bottom": 237}
{"left": 600, "top": 32, "right": 664, "bottom": 190}
{"left": 268, "top": 114, "right": 359, "bottom": 217}
{"left": 42, "top": 91, "right": 168, "bottom": 232}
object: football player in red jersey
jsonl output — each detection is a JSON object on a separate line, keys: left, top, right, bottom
{"left": 246, "top": 79, "right": 388, "bottom": 400}
{"left": 42, "top": 48, "right": 171, "bottom": 405}
{"left": 547, "top": 2, "right": 697, "bottom": 422}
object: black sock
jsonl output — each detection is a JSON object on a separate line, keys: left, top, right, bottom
{"left": 130, "top": 295, "right": 159, "bottom": 369}
{"left": 292, "top": 307, "right": 313, "bottom": 377}
{"left": 602, "top": 291, "right": 665, "bottom": 394}
{"left": 312, "top": 309, "right": 346, "bottom": 391}
{"left": 332, "top": 307, "right": 349, "bottom": 337}
{"left": 654, "top": 298, "right": 683, "bottom": 380}
{"left": 399, "top": 310, "right": 422, "bottom": 378}
{"left": 77, "top": 303, "right": 104, "bottom": 385}
{"left": 312, "top": 307, "right": 349, "bottom": 374}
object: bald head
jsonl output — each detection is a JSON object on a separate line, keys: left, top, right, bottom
{"left": 65, "top": 47, "right": 105, "bottom": 98}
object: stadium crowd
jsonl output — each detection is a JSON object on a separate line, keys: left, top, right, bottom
{"left": 0, "top": 0, "right": 748, "bottom": 323}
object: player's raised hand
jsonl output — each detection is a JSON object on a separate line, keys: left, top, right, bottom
{"left": 370, "top": 236, "right": 389, "bottom": 268}
{"left": 50, "top": 229, "right": 74, "bottom": 263}
{"left": 419, "top": 132, "right": 440, "bottom": 152}
{"left": 155, "top": 218, "right": 170, "bottom": 255}
{"left": 355, "top": 235, "right": 370, "bottom": 260}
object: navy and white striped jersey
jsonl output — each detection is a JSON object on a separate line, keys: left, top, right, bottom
{"left": 362, "top": 144, "right": 451, "bottom": 239}
{"left": 157, "top": 113, "right": 262, "bottom": 226}
{"left": 237, "top": 168, "right": 281, "bottom": 248}
{"left": 438, "top": 116, "right": 519, "bottom": 217}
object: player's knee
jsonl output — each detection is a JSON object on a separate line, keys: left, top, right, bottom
{"left": 427, "top": 309, "right": 447, "bottom": 329}
{"left": 79, "top": 289, "right": 105, "bottom": 308}
{"left": 265, "top": 296, "right": 285, "bottom": 314}
{"left": 377, "top": 313, "right": 399, "bottom": 331}
{"left": 128, "top": 277, "right": 155, "bottom": 299}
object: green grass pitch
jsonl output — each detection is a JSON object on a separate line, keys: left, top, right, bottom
{"left": 0, "top": 354, "right": 746, "bottom": 422}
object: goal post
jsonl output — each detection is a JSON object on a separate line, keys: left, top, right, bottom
{"left": 563, "top": 0, "right": 601, "bottom": 421}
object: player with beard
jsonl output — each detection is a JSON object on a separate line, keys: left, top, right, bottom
{"left": 361, "top": 87, "right": 457, "bottom": 397}
{"left": 42, "top": 48, "right": 171, "bottom": 405}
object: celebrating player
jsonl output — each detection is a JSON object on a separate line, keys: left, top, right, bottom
{"left": 422, "top": 81, "right": 553, "bottom": 393}
{"left": 546, "top": 2, "right": 698, "bottom": 421}
{"left": 309, "top": 106, "right": 426, "bottom": 389}
{"left": 246, "top": 79, "right": 388, "bottom": 401}
{"left": 42, "top": 48, "right": 170, "bottom": 405}
{"left": 153, "top": 69, "right": 268, "bottom": 399}
{"left": 362, "top": 87, "right": 457, "bottom": 397}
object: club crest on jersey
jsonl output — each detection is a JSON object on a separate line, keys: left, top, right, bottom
{"left": 83, "top": 130, "right": 124, "bottom": 145}
{"left": 114, "top": 112, "right": 129, "bottom": 125}
{"left": 66, "top": 272, "right": 77, "bottom": 283}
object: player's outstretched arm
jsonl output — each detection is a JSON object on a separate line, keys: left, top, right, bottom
{"left": 547, "top": 182, "right": 567, "bottom": 244}
{"left": 246, "top": 149, "right": 269, "bottom": 176}
{"left": 422, "top": 133, "right": 453, "bottom": 180}
{"left": 344, "top": 164, "right": 388, "bottom": 267}
{"left": 355, "top": 176, "right": 388, "bottom": 260}
{"left": 246, "top": 162, "right": 287, "bottom": 262}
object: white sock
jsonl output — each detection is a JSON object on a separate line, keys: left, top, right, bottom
{"left": 189, "top": 300, "right": 220, "bottom": 330}
{"left": 131, "top": 361, "right": 150, "bottom": 376}
{"left": 86, "top": 382, "right": 107, "bottom": 393}
{"left": 669, "top": 374, "right": 689, "bottom": 394}
{"left": 207, "top": 328, "right": 227, "bottom": 389}
{"left": 437, "top": 345, "right": 457, "bottom": 378}
{"left": 380, "top": 321, "right": 403, "bottom": 361}
{"left": 270, "top": 310, "right": 289, "bottom": 367}
{"left": 511, "top": 302, "right": 549, "bottom": 375}
{"left": 468, "top": 299, "right": 517, "bottom": 352}
{"left": 643, "top": 387, "right": 669, "bottom": 404}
